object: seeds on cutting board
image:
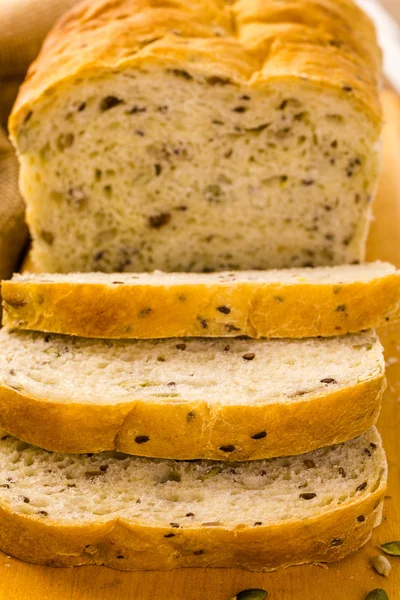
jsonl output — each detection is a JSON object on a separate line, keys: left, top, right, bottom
{"left": 242, "top": 353, "right": 255, "bottom": 361}
{"left": 379, "top": 541, "right": 400, "bottom": 556}
{"left": 371, "top": 555, "right": 392, "bottom": 577}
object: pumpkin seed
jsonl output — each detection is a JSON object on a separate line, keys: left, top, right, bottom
{"left": 380, "top": 541, "right": 400, "bottom": 556}
{"left": 230, "top": 590, "right": 268, "bottom": 600}
{"left": 364, "top": 590, "right": 389, "bottom": 600}
{"left": 201, "top": 467, "right": 222, "bottom": 481}
{"left": 371, "top": 555, "right": 391, "bottom": 577}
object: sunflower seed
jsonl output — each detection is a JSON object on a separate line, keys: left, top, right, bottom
{"left": 371, "top": 555, "right": 391, "bottom": 577}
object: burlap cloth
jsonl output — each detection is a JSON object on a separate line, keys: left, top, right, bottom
{"left": 0, "top": 0, "right": 79, "bottom": 279}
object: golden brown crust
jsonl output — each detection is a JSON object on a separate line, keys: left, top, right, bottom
{"left": 0, "top": 483, "right": 386, "bottom": 570}
{"left": 2, "top": 272, "right": 400, "bottom": 339}
{"left": 0, "top": 376, "right": 385, "bottom": 459}
{"left": 8, "top": 0, "right": 382, "bottom": 138}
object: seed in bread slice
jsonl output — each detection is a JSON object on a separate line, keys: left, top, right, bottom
{"left": 3, "top": 262, "right": 400, "bottom": 339}
{"left": 0, "top": 328, "right": 384, "bottom": 459}
{"left": 0, "top": 427, "right": 387, "bottom": 570}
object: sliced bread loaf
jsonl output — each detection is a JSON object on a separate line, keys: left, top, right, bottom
{"left": 0, "top": 427, "right": 387, "bottom": 570}
{"left": 3, "top": 262, "right": 400, "bottom": 339}
{"left": 0, "top": 328, "right": 384, "bottom": 459}
{"left": 9, "top": 0, "right": 381, "bottom": 273}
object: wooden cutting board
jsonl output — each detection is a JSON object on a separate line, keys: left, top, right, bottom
{"left": 1, "top": 90, "right": 399, "bottom": 600}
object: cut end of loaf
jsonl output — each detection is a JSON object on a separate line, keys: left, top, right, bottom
{"left": 14, "top": 66, "right": 380, "bottom": 273}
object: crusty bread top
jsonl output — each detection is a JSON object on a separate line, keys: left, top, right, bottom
{"left": 0, "top": 427, "right": 386, "bottom": 527}
{"left": 9, "top": 0, "right": 382, "bottom": 139}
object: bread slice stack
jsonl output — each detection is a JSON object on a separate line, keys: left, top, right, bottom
{"left": 0, "top": 261, "right": 398, "bottom": 571}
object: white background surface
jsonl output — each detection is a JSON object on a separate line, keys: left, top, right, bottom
{"left": 356, "top": 0, "right": 400, "bottom": 91}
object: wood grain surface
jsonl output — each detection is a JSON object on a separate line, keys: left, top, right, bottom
{"left": 1, "top": 90, "right": 399, "bottom": 600}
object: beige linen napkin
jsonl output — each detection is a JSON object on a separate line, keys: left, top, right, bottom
{"left": 0, "top": 0, "right": 79, "bottom": 279}
{"left": 0, "top": 127, "right": 28, "bottom": 279}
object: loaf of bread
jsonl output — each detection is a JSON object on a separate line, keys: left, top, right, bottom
{"left": 0, "top": 328, "right": 384, "bottom": 459}
{"left": 3, "top": 262, "right": 399, "bottom": 339}
{"left": 0, "top": 427, "right": 386, "bottom": 570}
{"left": 9, "top": 0, "right": 382, "bottom": 273}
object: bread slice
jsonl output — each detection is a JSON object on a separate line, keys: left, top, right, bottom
{"left": 9, "top": 0, "right": 381, "bottom": 273}
{"left": 0, "top": 427, "right": 386, "bottom": 570}
{"left": 0, "top": 328, "right": 384, "bottom": 459}
{"left": 3, "top": 262, "right": 400, "bottom": 339}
